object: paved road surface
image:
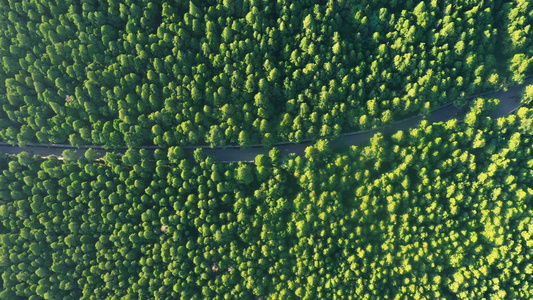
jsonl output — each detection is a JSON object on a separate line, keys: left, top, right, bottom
{"left": 0, "top": 78, "right": 531, "bottom": 163}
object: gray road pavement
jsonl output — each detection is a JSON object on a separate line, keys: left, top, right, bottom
{"left": 1, "top": 78, "right": 531, "bottom": 162}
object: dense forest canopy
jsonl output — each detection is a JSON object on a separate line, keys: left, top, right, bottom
{"left": 2, "top": 104, "right": 533, "bottom": 299}
{"left": 2, "top": 0, "right": 533, "bottom": 299}
{"left": 0, "top": 0, "right": 532, "bottom": 148}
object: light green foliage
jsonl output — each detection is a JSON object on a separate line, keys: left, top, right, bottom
{"left": 522, "top": 84, "right": 533, "bottom": 105}
{"left": 504, "top": 0, "right": 533, "bottom": 83}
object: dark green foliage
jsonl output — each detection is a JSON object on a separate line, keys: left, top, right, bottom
{"left": 2, "top": 105, "right": 533, "bottom": 298}
{"left": 1, "top": 1, "right": 533, "bottom": 298}
{"left": 1, "top": 0, "right": 532, "bottom": 147}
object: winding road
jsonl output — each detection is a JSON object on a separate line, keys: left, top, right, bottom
{"left": 1, "top": 78, "right": 531, "bottom": 163}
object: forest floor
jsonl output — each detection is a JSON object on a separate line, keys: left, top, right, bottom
{"left": 1, "top": 77, "right": 531, "bottom": 163}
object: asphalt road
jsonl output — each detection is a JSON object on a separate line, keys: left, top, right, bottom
{"left": 1, "top": 78, "right": 531, "bottom": 163}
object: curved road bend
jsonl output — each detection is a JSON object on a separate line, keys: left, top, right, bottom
{"left": 0, "top": 78, "right": 531, "bottom": 163}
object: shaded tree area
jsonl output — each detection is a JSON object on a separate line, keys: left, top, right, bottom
{"left": 0, "top": 146, "right": 297, "bottom": 299}
{"left": 0, "top": 0, "right": 531, "bottom": 148}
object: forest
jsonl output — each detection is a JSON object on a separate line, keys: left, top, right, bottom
{"left": 0, "top": 0, "right": 532, "bottom": 147}
{"left": 2, "top": 103, "right": 533, "bottom": 299}
{"left": 1, "top": 0, "right": 533, "bottom": 299}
